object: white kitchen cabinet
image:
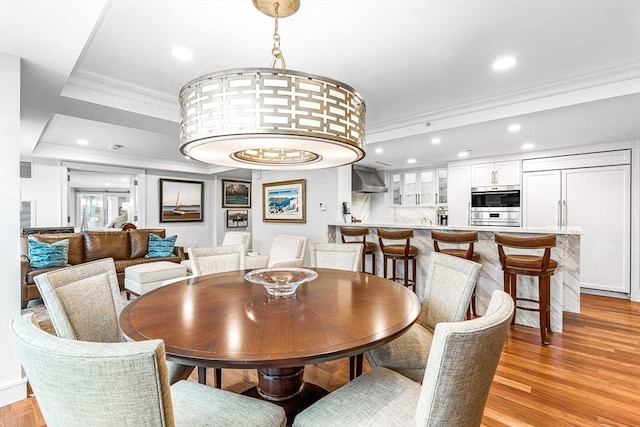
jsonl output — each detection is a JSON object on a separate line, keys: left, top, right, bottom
{"left": 436, "top": 168, "right": 447, "bottom": 204}
{"left": 390, "top": 172, "right": 402, "bottom": 205}
{"left": 522, "top": 170, "right": 562, "bottom": 226}
{"left": 447, "top": 164, "right": 471, "bottom": 225}
{"left": 471, "top": 160, "right": 520, "bottom": 187}
{"left": 390, "top": 168, "right": 440, "bottom": 207}
{"left": 523, "top": 164, "right": 631, "bottom": 294}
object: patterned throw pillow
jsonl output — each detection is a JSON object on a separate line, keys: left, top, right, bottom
{"left": 145, "top": 233, "right": 177, "bottom": 258}
{"left": 28, "top": 236, "right": 70, "bottom": 268}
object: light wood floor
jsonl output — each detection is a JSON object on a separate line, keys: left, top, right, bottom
{"left": 2, "top": 294, "right": 639, "bottom": 427}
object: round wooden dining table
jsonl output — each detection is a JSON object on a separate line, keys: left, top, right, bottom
{"left": 119, "top": 268, "right": 421, "bottom": 420}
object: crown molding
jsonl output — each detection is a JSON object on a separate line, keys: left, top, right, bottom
{"left": 367, "top": 63, "right": 640, "bottom": 144}
{"left": 61, "top": 70, "right": 179, "bottom": 122}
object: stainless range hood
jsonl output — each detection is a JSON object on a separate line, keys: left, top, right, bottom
{"left": 352, "top": 166, "right": 388, "bottom": 193}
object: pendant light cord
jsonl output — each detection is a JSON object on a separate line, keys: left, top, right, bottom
{"left": 270, "top": 3, "right": 286, "bottom": 69}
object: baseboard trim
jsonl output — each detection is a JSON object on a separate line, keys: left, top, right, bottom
{"left": 580, "top": 288, "right": 630, "bottom": 300}
{"left": 0, "top": 377, "right": 27, "bottom": 407}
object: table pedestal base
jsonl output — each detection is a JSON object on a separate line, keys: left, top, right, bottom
{"left": 243, "top": 366, "right": 329, "bottom": 425}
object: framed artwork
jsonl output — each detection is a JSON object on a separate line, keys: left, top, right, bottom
{"left": 227, "top": 209, "right": 249, "bottom": 228}
{"left": 262, "top": 179, "right": 306, "bottom": 223}
{"left": 222, "top": 180, "right": 251, "bottom": 208}
{"left": 159, "top": 178, "right": 204, "bottom": 222}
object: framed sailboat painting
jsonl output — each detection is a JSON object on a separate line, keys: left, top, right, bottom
{"left": 159, "top": 179, "right": 204, "bottom": 222}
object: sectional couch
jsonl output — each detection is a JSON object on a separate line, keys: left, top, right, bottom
{"left": 20, "top": 229, "right": 185, "bottom": 308}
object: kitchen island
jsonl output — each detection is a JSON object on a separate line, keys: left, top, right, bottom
{"left": 328, "top": 223, "right": 581, "bottom": 332}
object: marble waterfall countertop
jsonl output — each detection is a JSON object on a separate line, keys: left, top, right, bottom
{"left": 328, "top": 223, "right": 582, "bottom": 332}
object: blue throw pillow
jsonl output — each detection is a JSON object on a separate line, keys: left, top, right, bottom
{"left": 145, "top": 233, "right": 177, "bottom": 258}
{"left": 28, "top": 236, "right": 70, "bottom": 269}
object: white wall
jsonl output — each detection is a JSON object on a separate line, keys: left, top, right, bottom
{"left": 251, "top": 167, "right": 348, "bottom": 264}
{"left": 0, "top": 53, "right": 27, "bottom": 406}
{"left": 20, "top": 159, "right": 65, "bottom": 227}
{"left": 143, "top": 172, "right": 217, "bottom": 249}
{"left": 631, "top": 139, "right": 639, "bottom": 302}
{"left": 216, "top": 176, "right": 253, "bottom": 248}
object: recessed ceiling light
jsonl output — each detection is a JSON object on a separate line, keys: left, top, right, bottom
{"left": 521, "top": 142, "right": 535, "bottom": 150}
{"left": 492, "top": 55, "right": 517, "bottom": 72}
{"left": 105, "top": 183, "right": 112, "bottom": 187}
{"left": 407, "top": 158, "right": 417, "bottom": 164}
{"left": 120, "top": 177, "right": 129, "bottom": 182}
{"left": 457, "top": 150, "right": 472, "bottom": 158}
{"left": 431, "top": 138, "right": 441, "bottom": 145}
{"left": 172, "top": 46, "right": 193, "bottom": 61}
{"left": 76, "top": 139, "right": 89, "bottom": 145}
{"left": 507, "top": 124, "right": 522, "bottom": 133}
{"left": 375, "top": 147, "right": 383, "bottom": 154}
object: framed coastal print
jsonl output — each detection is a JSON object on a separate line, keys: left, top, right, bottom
{"left": 262, "top": 179, "right": 306, "bottom": 223}
{"left": 222, "top": 180, "right": 251, "bottom": 208}
{"left": 227, "top": 209, "right": 249, "bottom": 228}
{"left": 159, "top": 179, "right": 203, "bottom": 222}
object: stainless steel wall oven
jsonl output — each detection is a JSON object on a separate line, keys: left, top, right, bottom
{"left": 470, "top": 185, "right": 521, "bottom": 227}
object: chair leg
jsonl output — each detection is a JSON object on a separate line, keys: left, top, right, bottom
{"left": 404, "top": 257, "right": 409, "bottom": 288}
{"left": 198, "top": 366, "right": 206, "bottom": 384}
{"left": 504, "top": 272, "right": 517, "bottom": 325}
{"left": 411, "top": 258, "right": 416, "bottom": 291}
{"left": 371, "top": 253, "right": 376, "bottom": 275}
{"left": 539, "top": 277, "right": 551, "bottom": 345}
{"left": 383, "top": 255, "right": 388, "bottom": 279}
{"left": 215, "top": 368, "right": 222, "bottom": 389}
{"left": 349, "top": 354, "right": 363, "bottom": 380}
{"left": 470, "top": 287, "right": 477, "bottom": 317}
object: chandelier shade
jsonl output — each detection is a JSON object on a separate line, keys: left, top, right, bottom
{"left": 178, "top": 0, "right": 366, "bottom": 170}
{"left": 179, "top": 67, "right": 366, "bottom": 170}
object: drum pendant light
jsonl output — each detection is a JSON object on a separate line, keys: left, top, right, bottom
{"left": 179, "top": 0, "right": 366, "bottom": 170}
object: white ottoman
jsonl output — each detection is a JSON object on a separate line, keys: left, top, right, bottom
{"left": 124, "top": 261, "right": 187, "bottom": 299}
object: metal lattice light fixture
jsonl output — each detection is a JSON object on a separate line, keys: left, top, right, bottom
{"left": 179, "top": 0, "right": 366, "bottom": 170}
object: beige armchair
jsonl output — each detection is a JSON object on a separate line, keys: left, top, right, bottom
{"left": 293, "top": 291, "right": 514, "bottom": 427}
{"left": 246, "top": 235, "right": 308, "bottom": 270}
{"left": 12, "top": 313, "right": 286, "bottom": 427}
{"left": 365, "top": 252, "right": 481, "bottom": 381}
{"left": 33, "top": 258, "right": 194, "bottom": 385}
{"left": 222, "top": 231, "right": 251, "bottom": 251}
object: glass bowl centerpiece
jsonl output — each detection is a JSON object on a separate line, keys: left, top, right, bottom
{"left": 245, "top": 267, "right": 317, "bottom": 298}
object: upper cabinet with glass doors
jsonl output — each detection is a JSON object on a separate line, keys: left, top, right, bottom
{"left": 389, "top": 168, "right": 447, "bottom": 207}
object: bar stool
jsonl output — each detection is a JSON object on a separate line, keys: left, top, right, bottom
{"left": 495, "top": 233, "right": 557, "bottom": 345}
{"left": 340, "top": 227, "right": 377, "bottom": 274}
{"left": 431, "top": 230, "right": 480, "bottom": 318}
{"left": 377, "top": 228, "right": 418, "bottom": 291}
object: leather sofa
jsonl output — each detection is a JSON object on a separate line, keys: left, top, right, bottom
{"left": 20, "top": 229, "right": 185, "bottom": 308}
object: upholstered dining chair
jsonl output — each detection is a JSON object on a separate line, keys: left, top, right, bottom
{"left": 182, "top": 232, "right": 251, "bottom": 274}
{"left": 33, "top": 258, "right": 194, "bottom": 386}
{"left": 246, "top": 235, "right": 309, "bottom": 269}
{"left": 431, "top": 230, "right": 481, "bottom": 318}
{"left": 188, "top": 244, "right": 246, "bottom": 276}
{"left": 293, "top": 290, "right": 514, "bottom": 427}
{"left": 308, "top": 241, "right": 364, "bottom": 380}
{"left": 187, "top": 244, "right": 247, "bottom": 386}
{"left": 308, "top": 242, "right": 363, "bottom": 272}
{"left": 12, "top": 313, "right": 286, "bottom": 427}
{"left": 364, "top": 252, "right": 481, "bottom": 382}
